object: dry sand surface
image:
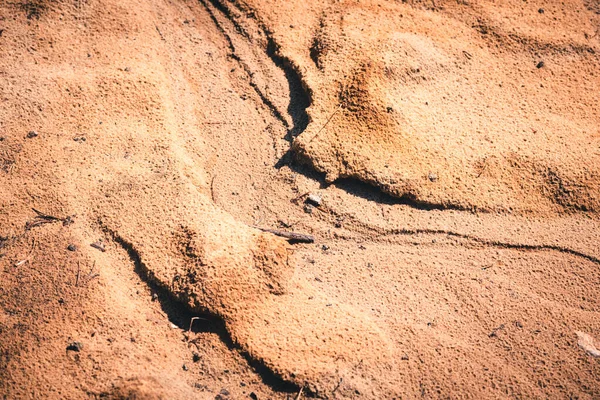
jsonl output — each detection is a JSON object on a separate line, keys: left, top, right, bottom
{"left": 1, "top": 0, "right": 599, "bottom": 398}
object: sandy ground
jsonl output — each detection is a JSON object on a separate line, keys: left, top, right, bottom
{"left": 0, "top": 0, "right": 599, "bottom": 398}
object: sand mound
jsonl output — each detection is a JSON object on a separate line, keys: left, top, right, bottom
{"left": 238, "top": 0, "right": 600, "bottom": 213}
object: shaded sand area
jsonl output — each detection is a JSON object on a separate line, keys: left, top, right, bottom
{"left": 0, "top": 0, "right": 599, "bottom": 398}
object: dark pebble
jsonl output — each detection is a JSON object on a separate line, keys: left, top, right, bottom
{"left": 536, "top": 61, "right": 545, "bottom": 69}
{"left": 249, "top": 393, "right": 258, "bottom": 400}
{"left": 193, "top": 352, "right": 201, "bottom": 362}
{"left": 66, "top": 341, "right": 83, "bottom": 352}
{"left": 538, "top": 8, "right": 544, "bottom": 13}
{"left": 67, "top": 244, "right": 77, "bottom": 252}
{"left": 27, "top": 131, "right": 38, "bottom": 138}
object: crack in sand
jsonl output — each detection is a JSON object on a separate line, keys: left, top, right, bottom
{"left": 199, "top": 0, "right": 289, "bottom": 127}
{"left": 314, "top": 207, "right": 600, "bottom": 265}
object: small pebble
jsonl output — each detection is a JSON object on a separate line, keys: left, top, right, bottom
{"left": 67, "top": 244, "right": 77, "bottom": 252}
{"left": 303, "top": 204, "right": 314, "bottom": 214}
{"left": 182, "top": 364, "right": 189, "bottom": 371}
{"left": 249, "top": 393, "right": 258, "bottom": 400}
{"left": 538, "top": 8, "right": 544, "bottom": 13}
{"left": 428, "top": 172, "right": 438, "bottom": 182}
{"left": 193, "top": 352, "right": 201, "bottom": 362}
{"left": 66, "top": 341, "right": 83, "bottom": 352}
{"left": 536, "top": 61, "right": 545, "bottom": 69}
{"left": 27, "top": 130, "right": 38, "bottom": 138}
{"left": 306, "top": 194, "right": 322, "bottom": 206}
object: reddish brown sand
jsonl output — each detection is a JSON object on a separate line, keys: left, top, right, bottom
{"left": 1, "top": 0, "right": 599, "bottom": 398}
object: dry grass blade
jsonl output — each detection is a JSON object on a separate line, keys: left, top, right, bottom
{"left": 26, "top": 208, "right": 75, "bottom": 230}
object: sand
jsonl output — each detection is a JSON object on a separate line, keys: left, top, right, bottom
{"left": 1, "top": 0, "right": 599, "bottom": 398}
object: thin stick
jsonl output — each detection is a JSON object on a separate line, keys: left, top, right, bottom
{"left": 295, "top": 387, "right": 303, "bottom": 400}
{"left": 210, "top": 175, "right": 217, "bottom": 203}
{"left": 291, "top": 192, "right": 309, "bottom": 204}
{"left": 76, "top": 261, "right": 81, "bottom": 287}
{"left": 253, "top": 226, "right": 314, "bottom": 243}
{"left": 188, "top": 316, "right": 208, "bottom": 332}
{"left": 308, "top": 104, "right": 341, "bottom": 144}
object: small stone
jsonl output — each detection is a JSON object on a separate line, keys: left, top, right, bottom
{"left": 151, "top": 293, "right": 158, "bottom": 301}
{"left": 0, "top": 136, "right": 5, "bottom": 141}
{"left": 66, "top": 341, "right": 83, "bottom": 352}
{"left": 182, "top": 364, "right": 189, "bottom": 371}
{"left": 249, "top": 393, "right": 258, "bottom": 400}
{"left": 306, "top": 194, "right": 322, "bottom": 206}
{"left": 90, "top": 241, "right": 105, "bottom": 252}
{"left": 303, "top": 204, "right": 314, "bottom": 214}
{"left": 321, "top": 244, "right": 329, "bottom": 251}
{"left": 536, "top": 61, "right": 545, "bottom": 69}
{"left": 428, "top": 172, "right": 438, "bottom": 182}
{"left": 576, "top": 331, "right": 600, "bottom": 357}
{"left": 26, "top": 131, "right": 38, "bottom": 138}
{"left": 538, "top": 8, "right": 544, "bottom": 13}
{"left": 67, "top": 244, "right": 77, "bottom": 252}
{"left": 192, "top": 352, "right": 201, "bottom": 362}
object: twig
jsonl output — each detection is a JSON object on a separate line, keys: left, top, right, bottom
{"left": 332, "top": 378, "right": 343, "bottom": 395}
{"left": 155, "top": 25, "right": 165, "bottom": 41}
{"left": 78, "top": 261, "right": 99, "bottom": 286}
{"left": 26, "top": 208, "right": 74, "bottom": 230}
{"left": 476, "top": 158, "right": 488, "bottom": 178}
{"left": 253, "top": 226, "right": 314, "bottom": 243}
{"left": 188, "top": 316, "right": 208, "bottom": 332}
{"left": 291, "top": 192, "right": 309, "bottom": 204}
{"left": 295, "top": 387, "right": 303, "bottom": 400}
{"left": 76, "top": 261, "right": 81, "bottom": 287}
{"left": 32, "top": 208, "right": 62, "bottom": 221}
{"left": 14, "top": 237, "right": 36, "bottom": 267}
{"left": 210, "top": 175, "right": 217, "bottom": 203}
{"left": 308, "top": 104, "right": 341, "bottom": 144}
